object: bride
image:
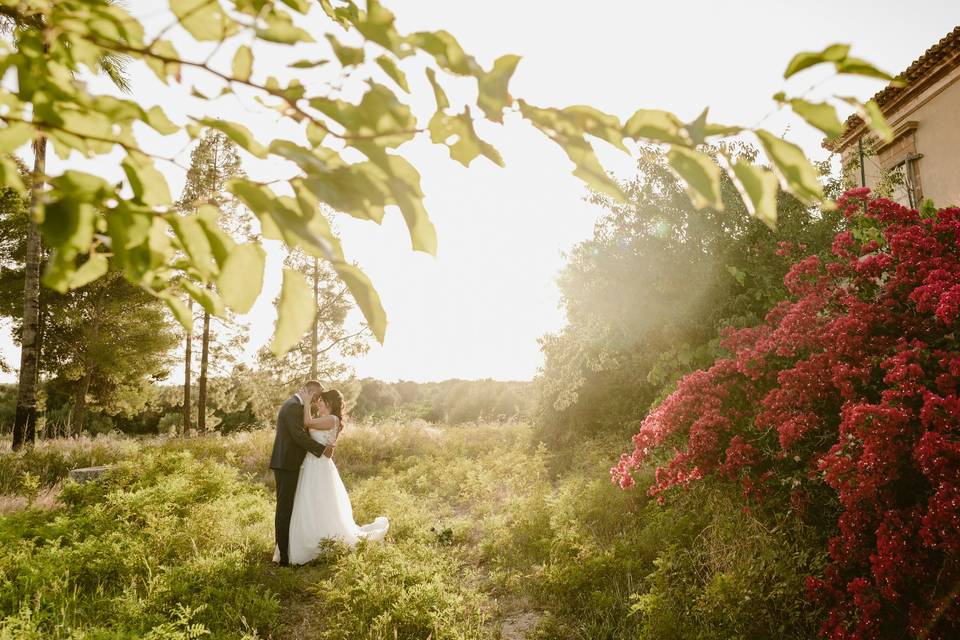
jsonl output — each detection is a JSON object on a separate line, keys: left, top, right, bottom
{"left": 272, "top": 387, "right": 388, "bottom": 565}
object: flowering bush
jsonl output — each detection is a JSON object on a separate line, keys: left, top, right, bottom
{"left": 612, "top": 190, "right": 960, "bottom": 639}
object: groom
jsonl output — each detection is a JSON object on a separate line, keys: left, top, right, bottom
{"left": 270, "top": 380, "right": 335, "bottom": 566}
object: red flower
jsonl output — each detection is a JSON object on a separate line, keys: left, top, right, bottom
{"left": 613, "top": 191, "right": 960, "bottom": 638}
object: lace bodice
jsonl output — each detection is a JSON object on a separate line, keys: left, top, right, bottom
{"left": 308, "top": 416, "right": 340, "bottom": 446}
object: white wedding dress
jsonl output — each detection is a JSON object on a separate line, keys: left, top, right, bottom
{"left": 273, "top": 422, "right": 389, "bottom": 565}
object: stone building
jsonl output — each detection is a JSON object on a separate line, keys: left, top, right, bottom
{"left": 828, "top": 26, "right": 960, "bottom": 208}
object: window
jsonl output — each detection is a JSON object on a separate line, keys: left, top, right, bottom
{"left": 888, "top": 154, "right": 923, "bottom": 208}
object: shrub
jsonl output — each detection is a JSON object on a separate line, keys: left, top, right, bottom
{"left": 0, "top": 452, "right": 283, "bottom": 638}
{"left": 613, "top": 192, "right": 960, "bottom": 639}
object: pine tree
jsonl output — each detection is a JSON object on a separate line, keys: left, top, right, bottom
{"left": 175, "top": 130, "right": 247, "bottom": 434}
{"left": 42, "top": 273, "right": 178, "bottom": 435}
{"left": 1, "top": 165, "right": 177, "bottom": 436}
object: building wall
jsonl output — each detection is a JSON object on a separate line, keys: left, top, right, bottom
{"left": 910, "top": 76, "right": 960, "bottom": 207}
{"left": 839, "top": 64, "right": 960, "bottom": 208}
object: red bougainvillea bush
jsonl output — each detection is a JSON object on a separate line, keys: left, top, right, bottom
{"left": 612, "top": 190, "right": 960, "bottom": 639}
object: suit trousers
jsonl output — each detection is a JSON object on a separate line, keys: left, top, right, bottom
{"left": 274, "top": 468, "right": 300, "bottom": 564}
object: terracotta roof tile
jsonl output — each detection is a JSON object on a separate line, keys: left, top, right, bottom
{"left": 835, "top": 25, "right": 960, "bottom": 146}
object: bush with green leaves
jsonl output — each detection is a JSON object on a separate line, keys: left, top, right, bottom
{"left": 0, "top": 451, "right": 284, "bottom": 638}
{"left": 534, "top": 146, "right": 845, "bottom": 465}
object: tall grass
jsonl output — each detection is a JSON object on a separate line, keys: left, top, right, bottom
{"left": 0, "top": 420, "right": 824, "bottom": 638}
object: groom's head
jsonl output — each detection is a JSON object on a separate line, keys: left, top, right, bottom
{"left": 303, "top": 380, "right": 324, "bottom": 395}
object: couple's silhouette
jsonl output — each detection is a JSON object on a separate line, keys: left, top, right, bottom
{"left": 269, "top": 381, "right": 388, "bottom": 566}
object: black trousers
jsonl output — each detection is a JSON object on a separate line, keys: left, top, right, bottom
{"left": 274, "top": 468, "right": 300, "bottom": 564}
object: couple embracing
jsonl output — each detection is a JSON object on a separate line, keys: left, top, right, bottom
{"left": 270, "top": 380, "right": 389, "bottom": 566}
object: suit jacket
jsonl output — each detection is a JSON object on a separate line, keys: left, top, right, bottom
{"left": 269, "top": 395, "right": 327, "bottom": 471}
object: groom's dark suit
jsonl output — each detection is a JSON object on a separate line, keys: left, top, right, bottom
{"left": 270, "top": 394, "right": 327, "bottom": 565}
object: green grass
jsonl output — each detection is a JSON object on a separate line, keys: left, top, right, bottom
{"left": 0, "top": 421, "right": 825, "bottom": 639}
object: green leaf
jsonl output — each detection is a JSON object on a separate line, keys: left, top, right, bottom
{"left": 728, "top": 160, "right": 780, "bottom": 228}
{"left": 216, "top": 242, "right": 265, "bottom": 314}
{"left": 230, "top": 179, "right": 338, "bottom": 258}
{"left": 144, "top": 40, "right": 181, "bottom": 83}
{"left": 198, "top": 119, "right": 268, "bottom": 158}
{"left": 519, "top": 101, "right": 626, "bottom": 201}
{"left": 306, "top": 122, "right": 327, "bottom": 147}
{"left": 298, "top": 162, "right": 391, "bottom": 225}
{"left": 667, "top": 146, "right": 723, "bottom": 210}
{"left": 333, "top": 261, "right": 386, "bottom": 343}
{"left": 354, "top": 0, "right": 405, "bottom": 54}
{"left": 257, "top": 10, "right": 315, "bottom": 44}
{"left": 368, "top": 154, "right": 437, "bottom": 254}
{"left": 68, "top": 253, "right": 109, "bottom": 289}
{"left": 182, "top": 280, "right": 225, "bottom": 316}
{"left": 623, "top": 109, "right": 688, "bottom": 145}
{"left": 145, "top": 106, "right": 179, "bottom": 135}
{"left": 232, "top": 45, "right": 253, "bottom": 81}
{"left": 410, "top": 31, "right": 482, "bottom": 76}
{"left": 561, "top": 105, "right": 627, "bottom": 152}
{"left": 0, "top": 156, "right": 25, "bottom": 192}
{"left": 477, "top": 54, "right": 520, "bottom": 123}
{"left": 376, "top": 54, "right": 410, "bottom": 92}
{"left": 704, "top": 123, "right": 744, "bottom": 137}
{"left": 42, "top": 251, "right": 78, "bottom": 293}
{"left": 195, "top": 204, "right": 236, "bottom": 267}
{"left": 326, "top": 34, "right": 365, "bottom": 66}
{"left": 862, "top": 100, "right": 893, "bottom": 143}
{"left": 50, "top": 171, "right": 113, "bottom": 201}
{"left": 289, "top": 59, "right": 330, "bottom": 69}
{"left": 170, "top": 0, "right": 236, "bottom": 41}
{"left": 685, "top": 107, "right": 710, "bottom": 146}
{"left": 169, "top": 215, "right": 214, "bottom": 277}
{"left": 309, "top": 84, "right": 417, "bottom": 149}
{"left": 429, "top": 108, "right": 504, "bottom": 167}
{"left": 41, "top": 200, "right": 96, "bottom": 252}
{"left": 148, "top": 217, "right": 173, "bottom": 269}
{"left": 755, "top": 129, "right": 823, "bottom": 205}
{"left": 562, "top": 135, "right": 624, "bottom": 201}
{"left": 426, "top": 68, "right": 450, "bottom": 110}
{"left": 836, "top": 57, "right": 895, "bottom": 81}
{"left": 837, "top": 96, "right": 894, "bottom": 144}
{"left": 106, "top": 207, "right": 153, "bottom": 282}
{"left": 789, "top": 98, "right": 843, "bottom": 139}
{"left": 271, "top": 267, "right": 316, "bottom": 356}
{"left": 161, "top": 292, "right": 193, "bottom": 331}
{"left": 122, "top": 152, "right": 172, "bottom": 207}
{"left": 0, "top": 121, "right": 33, "bottom": 153}
{"left": 191, "top": 86, "right": 211, "bottom": 100}
{"left": 280, "top": 0, "right": 311, "bottom": 13}
{"left": 784, "top": 43, "right": 850, "bottom": 78}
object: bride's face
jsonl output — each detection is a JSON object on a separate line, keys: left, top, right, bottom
{"left": 313, "top": 397, "right": 330, "bottom": 415}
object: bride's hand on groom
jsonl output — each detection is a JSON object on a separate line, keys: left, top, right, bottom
{"left": 323, "top": 445, "right": 335, "bottom": 458}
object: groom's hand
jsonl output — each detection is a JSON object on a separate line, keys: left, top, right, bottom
{"left": 323, "top": 445, "right": 335, "bottom": 459}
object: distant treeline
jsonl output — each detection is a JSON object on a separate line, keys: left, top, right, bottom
{"left": 0, "top": 377, "right": 534, "bottom": 437}
{"left": 349, "top": 378, "right": 534, "bottom": 424}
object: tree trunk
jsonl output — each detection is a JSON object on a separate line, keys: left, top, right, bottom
{"left": 68, "top": 373, "right": 92, "bottom": 437}
{"left": 198, "top": 308, "right": 210, "bottom": 433}
{"left": 182, "top": 299, "right": 193, "bottom": 437}
{"left": 36, "top": 287, "right": 49, "bottom": 439}
{"left": 12, "top": 136, "right": 46, "bottom": 450}
{"left": 311, "top": 256, "right": 319, "bottom": 380}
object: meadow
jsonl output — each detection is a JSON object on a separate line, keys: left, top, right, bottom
{"left": 0, "top": 420, "right": 823, "bottom": 640}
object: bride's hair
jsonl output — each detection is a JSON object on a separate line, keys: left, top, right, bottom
{"left": 320, "top": 389, "right": 345, "bottom": 427}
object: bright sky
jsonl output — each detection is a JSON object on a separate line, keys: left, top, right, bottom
{"left": 1, "top": 1, "right": 959, "bottom": 383}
